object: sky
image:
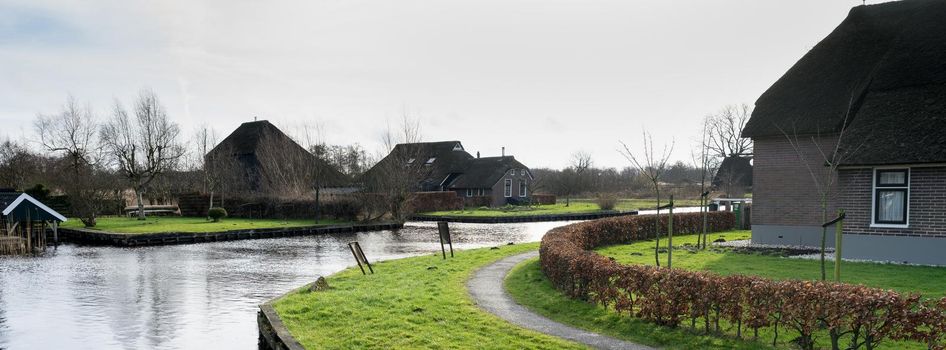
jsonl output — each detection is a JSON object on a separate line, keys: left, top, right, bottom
{"left": 0, "top": 0, "right": 893, "bottom": 169}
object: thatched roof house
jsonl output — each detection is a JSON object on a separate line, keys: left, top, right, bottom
{"left": 743, "top": 0, "right": 946, "bottom": 265}
{"left": 364, "top": 141, "right": 532, "bottom": 206}
{"left": 208, "top": 120, "right": 350, "bottom": 196}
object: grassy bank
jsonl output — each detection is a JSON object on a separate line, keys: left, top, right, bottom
{"left": 273, "top": 243, "right": 585, "bottom": 349}
{"left": 422, "top": 198, "right": 704, "bottom": 218}
{"left": 505, "top": 231, "right": 946, "bottom": 350}
{"left": 62, "top": 216, "right": 347, "bottom": 234}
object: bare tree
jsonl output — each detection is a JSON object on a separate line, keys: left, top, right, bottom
{"left": 362, "top": 114, "right": 427, "bottom": 222}
{"left": 101, "top": 90, "right": 185, "bottom": 220}
{"left": 0, "top": 138, "right": 44, "bottom": 190}
{"left": 777, "top": 95, "right": 866, "bottom": 281}
{"left": 34, "top": 96, "right": 110, "bottom": 227}
{"left": 707, "top": 104, "right": 753, "bottom": 158}
{"left": 557, "top": 151, "right": 592, "bottom": 207}
{"left": 620, "top": 129, "right": 674, "bottom": 267}
{"left": 193, "top": 126, "right": 240, "bottom": 216}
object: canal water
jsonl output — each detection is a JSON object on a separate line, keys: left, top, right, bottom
{"left": 0, "top": 221, "right": 575, "bottom": 350}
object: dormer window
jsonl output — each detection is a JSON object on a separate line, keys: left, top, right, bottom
{"left": 426, "top": 157, "right": 436, "bottom": 164}
{"left": 453, "top": 143, "right": 463, "bottom": 151}
{"left": 520, "top": 169, "right": 526, "bottom": 176}
{"left": 407, "top": 158, "right": 415, "bottom": 164}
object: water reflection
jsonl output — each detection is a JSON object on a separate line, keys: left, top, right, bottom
{"left": 0, "top": 221, "right": 574, "bottom": 350}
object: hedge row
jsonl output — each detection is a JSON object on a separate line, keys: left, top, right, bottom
{"left": 539, "top": 212, "right": 946, "bottom": 350}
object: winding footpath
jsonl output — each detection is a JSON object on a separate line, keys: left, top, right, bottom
{"left": 467, "top": 251, "right": 656, "bottom": 350}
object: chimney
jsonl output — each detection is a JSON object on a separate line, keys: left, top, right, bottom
{"left": 476, "top": 151, "right": 480, "bottom": 158}
{"left": 501, "top": 147, "right": 505, "bottom": 157}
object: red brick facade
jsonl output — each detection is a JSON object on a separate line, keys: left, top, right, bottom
{"left": 839, "top": 166, "right": 946, "bottom": 238}
{"left": 752, "top": 136, "right": 839, "bottom": 227}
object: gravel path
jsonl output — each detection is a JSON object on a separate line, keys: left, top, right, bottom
{"left": 467, "top": 251, "right": 656, "bottom": 350}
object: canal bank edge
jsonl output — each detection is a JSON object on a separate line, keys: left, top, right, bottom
{"left": 411, "top": 210, "right": 637, "bottom": 223}
{"left": 58, "top": 222, "right": 404, "bottom": 247}
{"left": 258, "top": 279, "right": 330, "bottom": 350}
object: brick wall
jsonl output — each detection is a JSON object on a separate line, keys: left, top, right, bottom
{"left": 839, "top": 166, "right": 946, "bottom": 238}
{"left": 752, "top": 136, "right": 839, "bottom": 226}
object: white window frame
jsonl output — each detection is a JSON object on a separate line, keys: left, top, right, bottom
{"left": 478, "top": 189, "right": 484, "bottom": 196}
{"left": 504, "top": 179, "right": 512, "bottom": 197}
{"left": 425, "top": 157, "right": 436, "bottom": 165}
{"left": 520, "top": 169, "right": 526, "bottom": 176}
{"left": 871, "top": 167, "right": 910, "bottom": 228}
{"left": 466, "top": 189, "right": 473, "bottom": 197}
{"left": 518, "top": 180, "right": 527, "bottom": 197}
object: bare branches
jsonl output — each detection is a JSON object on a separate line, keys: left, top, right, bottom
{"left": 101, "top": 89, "right": 185, "bottom": 220}
{"left": 620, "top": 128, "right": 675, "bottom": 267}
{"left": 34, "top": 95, "right": 103, "bottom": 168}
{"left": 706, "top": 104, "right": 753, "bottom": 158}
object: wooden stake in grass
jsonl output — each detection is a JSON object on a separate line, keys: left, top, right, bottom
{"left": 824, "top": 209, "right": 846, "bottom": 282}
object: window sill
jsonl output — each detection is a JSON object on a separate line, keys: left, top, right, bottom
{"left": 870, "top": 224, "right": 909, "bottom": 229}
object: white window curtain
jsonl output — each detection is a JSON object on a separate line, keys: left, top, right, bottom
{"left": 877, "top": 190, "right": 905, "bottom": 222}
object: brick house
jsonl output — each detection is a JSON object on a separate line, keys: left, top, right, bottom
{"left": 743, "top": 0, "right": 946, "bottom": 264}
{"left": 364, "top": 141, "right": 532, "bottom": 207}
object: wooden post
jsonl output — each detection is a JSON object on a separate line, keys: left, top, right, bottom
{"left": 437, "top": 222, "right": 447, "bottom": 259}
{"left": 834, "top": 209, "right": 845, "bottom": 282}
{"left": 53, "top": 220, "right": 59, "bottom": 247}
{"left": 667, "top": 195, "right": 674, "bottom": 269}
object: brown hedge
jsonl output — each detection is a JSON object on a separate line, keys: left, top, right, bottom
{"left": 539, "top": 212, "right": 946, "bottom": 350}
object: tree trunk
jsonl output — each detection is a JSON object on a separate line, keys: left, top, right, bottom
{"left": 208, "top": 191, "right": 215, "bottom": 220}
{"left": 136, "top": 188, "right": 146, "bottom": 221}
{"left": 654, "top": 185, "right": 661, "bottom": 267}
{"left": 315, "top": 187, "right": 321, "bottom": 223}
{"left": 820, "top": 196, "right": 827, "bottom": 281}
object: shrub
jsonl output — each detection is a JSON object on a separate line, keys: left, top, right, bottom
{"left": 320, "top": 198, "right": 361, "bottom": 221}
{"left": 539, "top": 212, "right": 940, "bottom": 350}
{"left": 208, "top": 207, "right": 227, "bottom": 222}
{"left": 594, "top": 193, "right": 618, "bottom": 210}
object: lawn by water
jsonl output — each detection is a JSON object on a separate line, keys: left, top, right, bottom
{"left": 61, "top": 216, "right": 346, "bottom": 234}
{"left": 422, "top": 198, "right": 703, "bottom": 217}
{"left": 273, "top": 243, "right": 585, "bottom": 349}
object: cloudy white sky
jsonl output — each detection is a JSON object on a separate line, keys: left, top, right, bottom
{"left": 0, "top": 0, "right": 890, "bottom": 169}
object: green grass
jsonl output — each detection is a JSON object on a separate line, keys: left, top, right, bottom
{"left": 570, "top": 198, "right": 702, "bottom": 212}
{"left": 61, "top": 216, "right": 347, "bottom": 234}
{"left": 422, "top": 198, "right": 705, "bottom": 217}
{"left": 273, "top": 243, "right": 586, "bottom": 349}
{"left": 505, "top": 231, "right": 946, "bottom": 350}
{"left": 595, "top": 231, "right": 946, "bottom": 298}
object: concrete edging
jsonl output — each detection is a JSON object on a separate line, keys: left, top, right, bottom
{"left": 411, "top": 210, "right": 637, "bottom": 223}
{"left": 58, "top": 222, "right": 403, "bottom": 247}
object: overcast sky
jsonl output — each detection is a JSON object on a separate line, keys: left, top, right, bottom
{"left": 0, "top": 0, "right": 891, "bottom": 169}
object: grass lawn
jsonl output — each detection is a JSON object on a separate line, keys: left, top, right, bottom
{"left": 421, "top": 198, "right": 706, "bottom": 217}
{"left": 596, "top": 230, "right": 946, "bottom": 298}
{"left": 273, "top": 243, "right": 586, "bottom": 349}
{"left": 570, "top": 198, "right": 702, "bottom": 212}
{"left": 61, "top": 216, "right": 347, "bottom": 234}
{"left": 505, "top": 231, "right": 946, "bottom": 350}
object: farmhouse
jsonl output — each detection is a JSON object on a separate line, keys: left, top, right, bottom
{"left": 207, "top": 120, "right": 350, "bottom": 196}
{"left": 743, "top": 0, "right": 946, "bottom": 264}
{"left": 364, "top": 141, "right": 532, "bottom": 207}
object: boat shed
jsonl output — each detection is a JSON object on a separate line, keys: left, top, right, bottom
{"left": 0, "top": 192, "right": 67, "bottom": 255}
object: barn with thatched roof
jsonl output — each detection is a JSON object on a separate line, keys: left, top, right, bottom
{"left": 742, "top": 0, "right": 946, "bottom": 264}
{"left": 363, "top": 141, "right": 533, "bottom": 207}
{"left": 207, "top": 120, "right": 350, "bottom": 197}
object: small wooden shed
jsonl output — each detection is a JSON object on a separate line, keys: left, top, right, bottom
{"left": 0, "top": 192, "right": 67, "bottom": 255}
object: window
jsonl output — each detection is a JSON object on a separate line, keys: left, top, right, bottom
{"left": 426, "top": 157, "right": 436, "bottom": 164}
{"left": 407, "top": 158, "right": 415, "bottom": 164}
{"left": 873, "top": 168, "right": 909, "bottom": 226}
{"left": 519, "top": 180, "right": 527, "bottom": 197}
{"left": 504, "top": 179, "right": 512, "bottom": 197}
{"left": 509, "top": 169, "right": 515, "bottom": 175}
{"left": 478, "top": 189, "right": 484, "bottom": 196}
{"left": 520, "top": 169, "right": 526, "bottom": 176}
{"left": 466, "top": 189, "right": 473, "bottom": 197}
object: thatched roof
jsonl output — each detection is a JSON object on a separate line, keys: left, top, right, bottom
{"left": 450, "top": 156, "right": 529, "bottom": 189}
{"left": 363, "top": 141, "right": 532, "bottom": 191}
{"left": 743, "top": 0, "right": 946, "bottom": 165}
{"left": 209, "top": 120, "right": 350, "bottom": 189}
{"left": 712, "top": 156, "right": 752, "bottom": 189}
